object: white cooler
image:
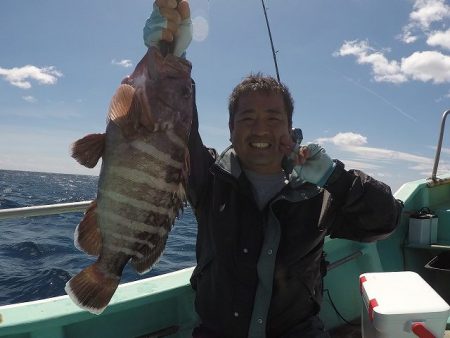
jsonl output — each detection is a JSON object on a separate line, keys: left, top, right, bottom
{"left": 360, "top": 271, "right": 450, "bottom": 338}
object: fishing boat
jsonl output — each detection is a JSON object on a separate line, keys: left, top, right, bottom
{"left": 0, "top": 110, "right": 449, "bottom": 338}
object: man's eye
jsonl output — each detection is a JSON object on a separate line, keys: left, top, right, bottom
{"left": 238, "top": 117, "right": 253, "bottom": 122}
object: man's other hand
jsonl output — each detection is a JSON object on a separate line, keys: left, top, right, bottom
{"left": 284, "top": 142, "right": 336, "bottom": 187}
{"left": 143, "top": 0, "right": 192, "bottom": 57}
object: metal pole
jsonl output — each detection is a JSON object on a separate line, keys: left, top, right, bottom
{"left": 0, "top": 201, "right": 92, "bottom": 220}
{"left": 431, "top": 109, "right": 450, "bottom": 181}
{"left": 327, "top": 251, "right": 363, "bottom": 271}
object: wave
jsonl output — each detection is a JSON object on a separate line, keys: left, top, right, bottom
{"left": 0, "top": 241, "right": 45, "bottom": 259}
{"left": 0, "top": 198, "right": 22, "bottom": 209}
{"left": 0, "top": 268, "right": 72, "bottom": 305}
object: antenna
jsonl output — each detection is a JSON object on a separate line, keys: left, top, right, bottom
{"left": 260, "top": 0, "right": 281, "bottom": 82}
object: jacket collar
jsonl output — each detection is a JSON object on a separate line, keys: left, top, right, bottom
{"left": 213, "top": 145, "right": 242, "bottom": 179}
{"left": 212, "top": 146, "right": 321, "bottom": 201}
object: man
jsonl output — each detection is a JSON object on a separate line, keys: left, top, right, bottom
{"left": 144, "top": 1, "right": 403, "bottom": 337}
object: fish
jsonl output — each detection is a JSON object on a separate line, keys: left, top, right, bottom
{"left": 65, "top": 47, "right": 193, "bottom": 314}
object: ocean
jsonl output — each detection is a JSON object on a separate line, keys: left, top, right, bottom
{"left": 0, "top": 169, "right": 197, "bottom": 306}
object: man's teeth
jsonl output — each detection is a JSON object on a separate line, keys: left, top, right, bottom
{"left": 251, "top": 142, "right": 270, "bottom": 149}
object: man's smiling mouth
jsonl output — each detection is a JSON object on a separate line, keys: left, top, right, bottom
{"left": 250, "top": 142, "right": 271, "bottom": 149}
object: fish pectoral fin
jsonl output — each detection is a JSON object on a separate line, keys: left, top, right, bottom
{"left": 108, "top": 84, "right": 135, "bottom": 122}
{"left": 108, "top": 83, "right": 155, "bottom": 137}
{"left": 74, "top": 200, "right": 102, "bottom": 256}
{"left": 65, "top": 261, "right": 120, "bottom": 315}
{"left": 131, "top": 235, "right": 168, "bottom": 274}
{"left": 71, "top": 133, "right": 106, "bottom": 168}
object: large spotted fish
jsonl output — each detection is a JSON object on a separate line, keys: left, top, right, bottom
{"left": 65, "top": 47, "right": 193, "bottom": 314}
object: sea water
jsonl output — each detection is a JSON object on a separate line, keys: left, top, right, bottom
{"left": 0, "top": 169, "right": 197, "bottom": 306}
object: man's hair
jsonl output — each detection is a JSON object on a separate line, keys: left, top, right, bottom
{"left": 228, "top": 73, "right": 294, "bottom": 130}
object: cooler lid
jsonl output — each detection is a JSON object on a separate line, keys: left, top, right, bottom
{"left": 360, "top": 271, "right": 450, "bottom": 320}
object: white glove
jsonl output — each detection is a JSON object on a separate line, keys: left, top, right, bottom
{"left": 290, "top": 144, "right": 336, "bottom": 187}
{"left": 143, "top": 2, "right": 192, "bottom": 58}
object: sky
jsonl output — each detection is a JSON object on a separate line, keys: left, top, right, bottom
{"left": 1, "top": 0, "right": 450, "bottom": 193}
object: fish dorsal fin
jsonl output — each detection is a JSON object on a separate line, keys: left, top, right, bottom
{"left": 107, "top": 84, "right": 135, "bottom": 124}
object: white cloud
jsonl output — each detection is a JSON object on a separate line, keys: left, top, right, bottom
{"left": 337, "top": 0, "right": 450, "bottom": 90}
{"left": 427, "top": 28, "right": 450, "bottom": 49}
{"left": 317, "top": 132, "right": 368, "bottom": 146}
{"left": 409, "top": 0, "right": 450, "bottom": 29}
{"left": 310, "top": 132, "right": 450, "bottom": 190}
{"left": 435, "top": 90, "right": 450, "bottom": 101}
{"left": 428, "top": 146, "right": 450, "bottom": 157}
{"left": 341, "top": 145, "right": 443, "bottom": 179}
{"left": 400, "top": 0, "right": 450, "bottom": 44}
{"left": 335, "top": 40, "right": 450, "bottom": 84}
{"left": 316, "top": 132, "right": 436, "bottom": 170}
{"left": 347, "top": 145, "right": 433, "bottom": 165}
{"left": 335, "top": 40, "right": 407, "bottom": 83}
{"left": 339, "top": 160, "right": 381, "bottom": 171}
{"left": 401, "top": 50, "right": 450, "bottom": 83}
{"left": 22, "top": 95, "right": 37, "bottom": 103}
{"left": 0, "top": 65, "right": 62, "bottom": 89}
{"left": 401, "top": 29, "right": 419, "bottom": 44}
{"left": 111, "top": 59, "right": 133, "bottom": 68}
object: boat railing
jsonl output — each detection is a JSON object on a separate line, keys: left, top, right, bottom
{"left": 0, "top": 201, "right": 91, "bottom": 221}
{"left": 430, "top": 109, "right": 450, "bottom": 185}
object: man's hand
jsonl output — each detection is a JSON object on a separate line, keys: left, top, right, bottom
{"left": 143, "top": 0, "right": 192, "bottom": 57}
{"left": 280, "top": 135, "right": 335, "bottom": 187}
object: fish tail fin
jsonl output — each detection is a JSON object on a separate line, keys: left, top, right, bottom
{"left": 71, "top": 133, "right": 106, "bottom": 168}
{"left": 65, "top": 261, "right": 119, "bottom": 315}
{"left": 74, "top": 200, "right": 102, "bottom": 256}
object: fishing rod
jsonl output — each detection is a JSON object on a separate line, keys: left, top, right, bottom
{"left": 260, "top": 0, "right": 281, "bottom": 82}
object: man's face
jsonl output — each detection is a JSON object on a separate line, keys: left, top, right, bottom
{"left": 230, "top": 91, "right": 291, "bottom": 175}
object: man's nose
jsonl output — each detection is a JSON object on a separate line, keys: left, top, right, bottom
{"left": 251, "top": 118, "right": 269, "bottom": 135}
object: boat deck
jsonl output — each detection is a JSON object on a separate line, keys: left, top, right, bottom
{"left": 328, "top": 319, "right": 360, "bottom": 337}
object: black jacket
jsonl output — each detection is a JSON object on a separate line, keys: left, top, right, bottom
{"left": 186, "top": 96, "right": 403, "bottom": 338}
